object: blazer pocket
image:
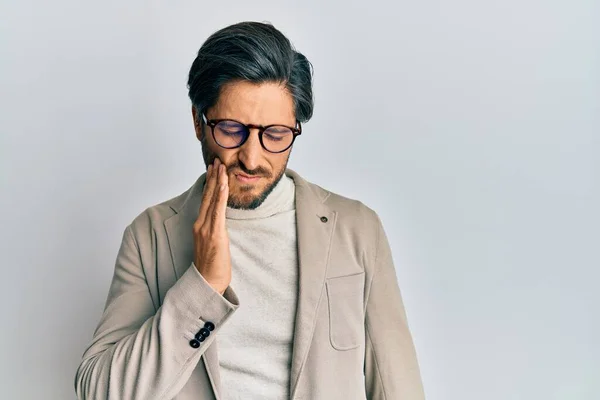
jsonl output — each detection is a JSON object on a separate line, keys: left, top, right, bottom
{"left": 325, "top": 271, "right": 365, "bottom": 351}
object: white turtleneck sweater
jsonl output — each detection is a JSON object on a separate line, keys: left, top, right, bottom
{"left": 218, "top": 172, "right": 298, "bottom": 400}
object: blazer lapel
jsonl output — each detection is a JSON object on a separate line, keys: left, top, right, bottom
{"left": 286, "top": 170, "right": 337, "bottom": 398}
{"left": 164, "top": 173, "right": 206, "bottom": 281}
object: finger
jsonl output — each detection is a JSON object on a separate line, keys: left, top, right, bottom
{"left": 197, "top": 163, "right": 215, "bottom": 226}
{"left": 212, "top": 164, "right": 229, "bottom": 233}
{"left": 197, "top": 159, "right": 220, "bottom": 226}
{"left": 206, "top": 163, "right": 225, "bottom": 229}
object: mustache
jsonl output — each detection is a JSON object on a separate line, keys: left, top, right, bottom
{"left": 224, "top": 160, "right": 271, "bottom": 178}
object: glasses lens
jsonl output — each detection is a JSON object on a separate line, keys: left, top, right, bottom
{"left": 263, "top": 126, "right": 294, "bottom": 152}
{"left": 214, "top": 120, "right": 248, "bottom": 148}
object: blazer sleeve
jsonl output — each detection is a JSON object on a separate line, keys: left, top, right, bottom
{"left": 74, "top": 224, "right": 239, "bottom": 400}
{"left": 364, "top": 215, "right": 425, "bottom": 399}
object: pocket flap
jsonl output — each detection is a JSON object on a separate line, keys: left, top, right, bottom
{"left": 325, "top": 272, "right": 365, "bottom": 350}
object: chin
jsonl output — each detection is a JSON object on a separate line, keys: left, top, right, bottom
{"left": 228, "top": 190, "right": 256, "bottom": 207}
{"left": 227, "top": 184, "right": 270, "bottom": 210}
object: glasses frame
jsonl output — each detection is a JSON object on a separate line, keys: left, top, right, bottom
{"left": 201, "top": 113, "right": 302, "bottom": 154}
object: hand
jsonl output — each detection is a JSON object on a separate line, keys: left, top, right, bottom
{"left": 193, "top": 158, "right": 231, "bottom": 295}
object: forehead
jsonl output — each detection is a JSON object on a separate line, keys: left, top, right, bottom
{"left": 211, "top": 80, "right": 295, "bottom": 125}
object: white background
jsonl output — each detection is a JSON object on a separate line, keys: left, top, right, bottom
{"left": 1, "top": 1, "right": 598, "bottom": 399}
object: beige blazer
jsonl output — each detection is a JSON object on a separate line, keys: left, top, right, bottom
{"left": 74, "top": 169, "right": 425, "bottom": 400}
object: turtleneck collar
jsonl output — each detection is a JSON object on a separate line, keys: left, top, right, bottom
{"left": 225, "top": 172, "right": 296, "bottom": 220}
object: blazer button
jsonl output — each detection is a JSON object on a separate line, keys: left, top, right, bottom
{"left": 320, "top": 216, "right": 328, "bottom": 223}
{"left": 204, "top": 321, "right": 215, "bottom": 331}
{"left": 189, "top": 339, "right": 200, "bottom": 348}
{"left": 196, "top": 327, "right": 211, "bottom": 339}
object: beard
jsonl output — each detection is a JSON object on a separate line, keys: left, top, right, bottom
{"left": 200, "top": 135, "right": 291, "bottom": 210}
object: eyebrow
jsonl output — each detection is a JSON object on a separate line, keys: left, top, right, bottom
{"left": 205, "top": 114, "right": 297, "bottom": 128}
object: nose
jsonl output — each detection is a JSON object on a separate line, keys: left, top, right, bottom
{"left": 237, "top": 128, "right": 263, "bottom": 171}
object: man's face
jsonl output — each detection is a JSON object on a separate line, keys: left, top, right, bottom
{"left": 192, "top": 80, "right": 296, "bottom": 210}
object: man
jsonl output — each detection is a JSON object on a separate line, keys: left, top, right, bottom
{"left": 75, "top": 21, "right": 424, "bottom": 400}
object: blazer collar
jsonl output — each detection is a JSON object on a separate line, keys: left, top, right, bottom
{"left": 164, "top": 168, "right": 336, "bottom": 399}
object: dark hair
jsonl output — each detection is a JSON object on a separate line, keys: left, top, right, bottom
{"left": 187, "top": 21, "right": 314, "bottom": 123}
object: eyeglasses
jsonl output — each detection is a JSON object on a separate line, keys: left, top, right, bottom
{"left": 201, "top": 113, "right": 302, "bottom": 153}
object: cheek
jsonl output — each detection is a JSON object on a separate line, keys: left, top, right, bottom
{"left": 271, "top": 152, "right": 290, "bottom": 169}
{"left": 221, "top": 150, "right": 241, "bottom": 167}
{"left": 204, "top": 135, "right": 233, "bottom": 162}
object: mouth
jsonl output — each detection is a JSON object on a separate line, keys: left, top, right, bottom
{"left": 234, "top": 173, "right": 262, "bottom": 184}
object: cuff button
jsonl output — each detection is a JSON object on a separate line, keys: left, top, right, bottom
{"left": 198, "top": 327, "right": 211, "bottom": 338}
{"left": 204, "top": 321, "right": 215, "bottom": 331}
{"left": 189, "top": 339, "right": 200, "bottom": 348}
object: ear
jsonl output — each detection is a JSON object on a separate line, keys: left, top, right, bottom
{"left": 192, "top": 105, "right": 203, "bottom": 141}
